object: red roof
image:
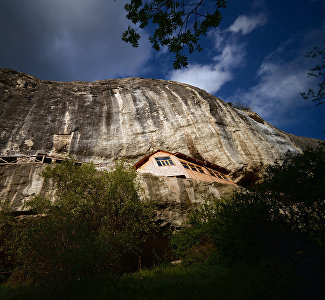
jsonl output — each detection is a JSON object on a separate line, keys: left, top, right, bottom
{"left": 134, "top": 150, "right": 230, "bottom": 175}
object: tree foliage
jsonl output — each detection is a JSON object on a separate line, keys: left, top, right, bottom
{"left": 0, "top": 160, "right": 155, "bottom": 285}
{"left": 301, "top": 42, "right": 325, "bottom": 105}
{"left": 122, "top": 0, "right": 227, "bottom": 69}
{"left": 171, "top": 144, "right": 325, "bottom": 297}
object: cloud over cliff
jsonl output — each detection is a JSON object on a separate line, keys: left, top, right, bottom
{"left": 0, "top": 0, "right": 152, "bottom": 81}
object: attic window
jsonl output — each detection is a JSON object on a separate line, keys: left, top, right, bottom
{"left": 155, "top": 156, "right": 175, "bottom": 166}
{"left": 207, "top": 168, "right": 229, "bottom": 181}
{"left": 188, "top": 164, "right": 197, "bottom": 171}
{"left": 207, "top": 169, "right": 216, "bottom": 177}
{"left": 181, "top": 161, "right": 190, "bottom": 169}
{"left": 216, "top": 171, "right": 229, "bottom": 181}
{"left": 196, "top": 166, "right": 205, "bottom": 174}
{"left": 181, "top": 161, "right": 205, "bottom": 173}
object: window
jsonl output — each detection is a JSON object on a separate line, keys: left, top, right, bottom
{"left": 207, "top": 168, "right": 229, "bottom": 181}
{"left": 222, "top": 174, "right": 229, "bottom": 181}
{"left": 181, "top": 161, "right": 190, "bottom": 169}
{"left": 215, "top": 171, "right": 229, "bottom": 181}
{"left": 215, "top": 171, "right": 224, "bottom": 179}
{"left": 181, "top": 161, "right": 205, "bottom": 174}
{"left": 155, "top": 156, "right": 175, "bottom": 167}
{"left": 207, "top": 169, "right": 216, "bottom": 177}
{"left": 188, "top": 164, "right": 198, "bottom": 171}
{"left": 168, "top": 175, "right": 186, "bottom": 178}
{"left": 196, "top": 166, "right": 205, "bottom": 173}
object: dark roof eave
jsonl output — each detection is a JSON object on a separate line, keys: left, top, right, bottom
{"left": 173, "top": 152, "right": 230, "bottom": 174}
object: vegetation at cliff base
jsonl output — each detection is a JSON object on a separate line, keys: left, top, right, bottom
{"left": 0, "top": 160, "right": 155, "bottom": 287}
{"left": 0, "top": 144, "right": 324, "bottom": 299}
{"left": 170, "top": 143, "right": 325, "bottom": 298}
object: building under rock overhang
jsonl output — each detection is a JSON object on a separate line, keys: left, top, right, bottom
{"left": 135, "top": 150, "right": 236, "bottom": 185}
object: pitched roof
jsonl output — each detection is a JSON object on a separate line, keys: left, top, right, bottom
{"left": 134, "top": 150, "right": 173, "bottom": 169}
{"left": 134, "top": 149, "right": 230, "bottom": 174}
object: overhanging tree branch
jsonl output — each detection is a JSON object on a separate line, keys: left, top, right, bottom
{"left": 122, "top": 0, "right": 227, "bottom": 69}
{"left": 301, "top": 42, "right": 325, "bottom": 105}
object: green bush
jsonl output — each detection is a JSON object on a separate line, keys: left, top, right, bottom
{"left": 0, "top": 160, "right": 156, "bottom": 285}
{"left": 170, "top": 197, "right": 226, "bottom": 265}
{"left": 0, "top": 200, "right": 18, "bottom": 284}
{"left": 171, "top": 144, "right": 325, "bottom": 296}
{"left": 173, "top": 144, "right": 325, "bottom": 260}
{"left": 256, "top": 144, "right": 325, "bottom": 247}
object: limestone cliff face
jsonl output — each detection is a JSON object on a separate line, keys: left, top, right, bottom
{"left": 0, "top": 164, "right": 236, "bottom": 228}
{"left": 0, "top": 164, "right": 53, "bottom": 210}
{"left": 1, "top": 68, "right": 320, "bottom": 180}
{"left": 1, "top": 68, "right": 321, "bottom": 226}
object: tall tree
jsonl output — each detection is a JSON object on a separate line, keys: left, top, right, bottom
{"left": 122, "top": 0, "right": 227, "bottom": 69}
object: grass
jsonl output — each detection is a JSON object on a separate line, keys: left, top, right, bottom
{"left": 1, "top": 260, "right": 319, "bottom": 300}
{"left": 0, "top": 265, "right": 230, "bottom": 299}
{"left": 115, "top": 264, "right": 231, "bottom": 299}
{"left": 0, "top": 263, "right": 241, "bottom": 300}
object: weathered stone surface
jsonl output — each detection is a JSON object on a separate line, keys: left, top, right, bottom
{"left": 1, "top": 68, "right": 320, "bottom": 179}
{"left": 0, "top": 164, "right": 49, "bottom": 210}
{"left": 138, "top": 173, "right": 237, "bottom": 229}
{"left": 0, "top": 67, "right": 321, "bottom": 226}
{"left": 0, "top": 164, "right": 237, "bottom": 228}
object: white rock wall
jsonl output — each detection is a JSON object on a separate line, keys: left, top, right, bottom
{"left": 0, "top": 69, "right": 320, "bottom": 179}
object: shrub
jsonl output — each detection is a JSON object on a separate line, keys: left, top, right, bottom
{"left": 0, "top": 160, "right": 156, "bottom": 285}
{"left": 255, "top": 143, "right": 325, "bottom": 247}
{"left": 0, "top": 200, "right": 18, "bottom": 284}
{"left": 170, "top": 198, "right": 226, "bottom": 265}
{"left": 171, "top": 144, "right": 325, "bottom": 296}
{"left": 227, "top": 101, "right": 251, "bottom": 111}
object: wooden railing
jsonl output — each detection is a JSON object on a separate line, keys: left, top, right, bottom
{"left": 0, "top": 154, "right": 82, "bottom": 166}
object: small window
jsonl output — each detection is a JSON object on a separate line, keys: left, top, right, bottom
{"left": 207, "top": 169, "right": 216, "bottom": 177}
{"left": 215, "top": 171, "right": 224, "bottom": 179}
{"left": 196, "top": 166, "right": 205, "bottom": 173}
{"left": 215, "top": 172, "right": 228, "bottom": 180}
{"left": 168, "top": 175, "right": 186, "bottom": 178}
{"left": 181, "top": 161, "right": 190, "bottom": 169}
{"left": 223, "top": 176, "right": 229, "bottom": 181}
{"left": 188, "top": 164, "right": 198, "bottom": 171}
{"left": 207, "top": 168, "right": 229, "bottom": 181}
{"left": 181, "top": 161, "right": 207, "bottom": 174}
{"left": 155, "top": 156, "right": 174, "bottom": 167}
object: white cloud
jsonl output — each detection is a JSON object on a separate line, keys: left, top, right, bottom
{"left": 229, "top": 26, "right": 325, "bottom": 126}
{"left": 171, "top": 64, "right": 232, "bottom": 94}
{"left": 213, "top": 43, "right": 246, "bottom": 70}
{"left": 171, "top": 40, "right": 247, "bottom": 93}
{"left": 238, "top": 61, "right": 313, "bottom": 123}
{"left": 229, "top": 14, "right": 267, "bottom": 35}
{"left": 169, "top": 13, "right": 266, "bottom": 93}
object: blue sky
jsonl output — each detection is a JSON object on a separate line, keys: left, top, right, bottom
{"left": 1, "top": 0, "right": 324, "bottom": 139}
